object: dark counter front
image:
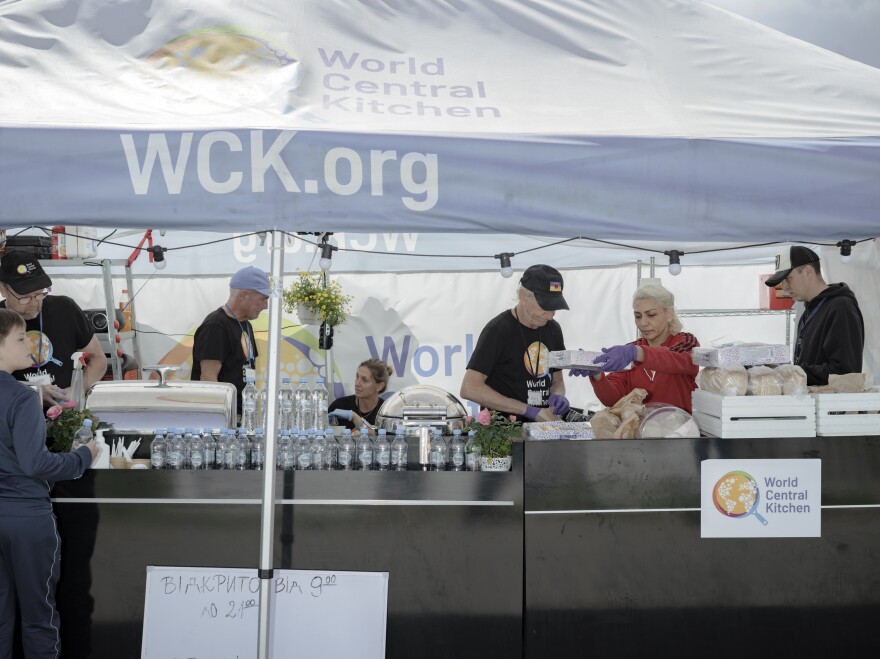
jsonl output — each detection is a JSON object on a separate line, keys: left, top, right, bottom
{"left": 524, "top": 437, "right": 880, "bottom": 659}
{"left": 50, "top": 440, "right": 524, "bottom": 659}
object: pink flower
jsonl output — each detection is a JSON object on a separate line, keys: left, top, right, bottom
{"left": 62, "top": 401, "right": 77, "bottom": 409}
{"left": 46, "top": 405, "right": 63, "bottom": 420}
{"left": 477, "top": 409, "right": 491, "bottom": 425}
{"left": 509, "top": 415, "right": 516, "bottom": 421}
{"left": 464, "top": 415, "right": 473, "bottom": 424}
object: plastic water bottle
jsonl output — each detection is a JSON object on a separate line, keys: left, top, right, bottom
{"left": 279, "top": 377, "right": 295, "bottom": 431}
{"left": 311, "top": 377, "right": 329, "bottom": 431}
{"left": 251, "top": 428, "right": 265, "bottom": 470}
{"left": 189, "top": 429, "right": 205, "bottom": 470}
{"left": 276, "top": 430, "right": 292, "bottom": 470}
{"left": 311, "top": 431, "right": 328, "bottom": 471}
{"left": 294, "top": 432, "right": 313, "bottom": 470}
{"left": 295, "top": 378, "right": 312, "bottom": 432}
{"left": 391, "top": 427, "right": 408, "bottom": 471}
{"left": 202, "top": 429, "right": 216, "bottom": 469}
{"left": 223, "top": 430, "right": 238, "bottom": 470}
{"left": 168, "top": 429, "right": 185, "bottom": 470}
{"left": 323, "top": 428, "right": 337, "bottom": 470}
{"left": 465, "top": 430, "right": 481, "bottom": 472}
{"left": 356, "top": 431, "right": 373, "bottom": 471}
{"left": 429, "top": 428, "right": 448, "bottom": 471}
{"left": 234, "top": 430, "right": 250, "bottom": 470}
{"left": 374, "top": 429, "right": 390, "bottom": 471}
{"left": 71, "top": 418, "right": 94, "bottom": 451}
{"left": 241, "top": 377, "right": 259, "bottom": 433}
{"left": 181, "top": 428, "right": 196, "bottom": 469}
{"left": 449, "top": 429, "right": 466, "bottom": 472}
{"left": 338, "top": 429, "right": 355, "bottom": 471}
{"left": 150, "top": 429, "right": 167, "bottom": 469}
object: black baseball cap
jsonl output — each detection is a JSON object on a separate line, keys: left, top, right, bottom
{"left": 765, "top": 246, "right": 820, "bottom": 287}
{"left": 0, "top": 251, "right": 53, "bottom": 295}
{"left": 520, "top": 264, "right": 569, "bottom": 311}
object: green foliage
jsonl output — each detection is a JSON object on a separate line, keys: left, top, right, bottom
{"left": 281, "top": 271, "right": 353, "bottom": 327}
{"left": 466, "top": 410, "right": 519, "bottom": 458}
{"left": 47, "top": 407, "right": 97, "bottom": 453}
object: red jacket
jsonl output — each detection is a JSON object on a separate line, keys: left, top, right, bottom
{"left": 591, "top": 332, "right": 700, "bottom": 413}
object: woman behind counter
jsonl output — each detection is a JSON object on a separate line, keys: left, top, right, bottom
{"left": 328, "top": 359, "right": 394, "bottom": 430}
{"left": 575, "top": 284, "right": 700, "bottom": 413}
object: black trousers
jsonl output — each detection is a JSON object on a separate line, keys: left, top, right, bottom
{"left": 0, "top": 513, "right": 63, "bottom": 659}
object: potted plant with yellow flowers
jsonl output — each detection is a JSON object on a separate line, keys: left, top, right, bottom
{"left": 282, "top": 271, "right": 353, "bottom": 327}
{"left": 466, "top": 408, "right": 519, "bottom": 471}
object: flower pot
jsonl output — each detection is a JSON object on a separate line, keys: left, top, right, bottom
{"left": 480, "top": 455, "right": 512, "bottom": 472}
{"left": 296, "top": 305, "right": 323, "bottom": 326}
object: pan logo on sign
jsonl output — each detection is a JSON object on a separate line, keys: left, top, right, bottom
{"left": 712, "top": 471, "right": 769, "bottom": 526}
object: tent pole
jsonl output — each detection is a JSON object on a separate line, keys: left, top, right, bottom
{"left": 257, "top": 229, "right": 284, "bottom": 659}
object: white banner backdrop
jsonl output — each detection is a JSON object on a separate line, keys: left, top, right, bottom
{"left": 48, "top": 264, "right": 798, "bottom": 416}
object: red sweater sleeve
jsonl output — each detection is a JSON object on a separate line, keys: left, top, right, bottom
{"left": 590, "top": 333, "right": 700, "bottom": 412}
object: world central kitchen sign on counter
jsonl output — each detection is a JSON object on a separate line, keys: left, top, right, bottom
{"left": 701, "top": 459, "right": 821, "bottom": 538}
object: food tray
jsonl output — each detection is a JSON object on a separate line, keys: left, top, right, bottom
{"left": 692, "top": 390, "right": 815, "bottom": 438}
{"left": 692, "top": 344, "right": 790, "bottom": 368}
{"left": 811, "top": 392, "right": 880, "bottom": 436}
{"left": 523, "top": 421, "right": 594, "bottom": 440}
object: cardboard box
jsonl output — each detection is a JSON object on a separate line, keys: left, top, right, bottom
{"left": 759, "top": 274, "right": 794, "bottom": 310}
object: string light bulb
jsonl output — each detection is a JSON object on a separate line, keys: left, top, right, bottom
{"left": 319, "top": 238, "right": 337, "bottom": 271}
{"left": 664, "top": 249, "right": 683, "bottom": 276}
{"left": 148, "top": 245, "right": 167, "bottom": 270}
{"left": 495, "top": 252, "right": 514, "bottom": 278}
{"left": 837, "top": 239, "right": 855, "bottom": 264}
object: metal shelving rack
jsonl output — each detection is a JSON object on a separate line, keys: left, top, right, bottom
{"left": 38, "top": 258, "right": 143, "bottom": 380}
{"left": 677, "top": 308, "right": 795, "bottom": 346}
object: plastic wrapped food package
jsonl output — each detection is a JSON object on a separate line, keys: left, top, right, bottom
{"left": 638, "top": 403, "right": 701, "bottom": 438}
{"left": 696, "top": 366, "right": 749, "bottom": 396}
{"left": 747, "top": 366, "right": 784, "bottom": 396}
{"left": 775, "top": 364, "right": 808, "bottom": 395}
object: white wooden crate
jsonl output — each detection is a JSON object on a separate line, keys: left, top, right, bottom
{"left": 812, "top": 392, "right": 880, "bottom": 436}
{"left": 692, "top": 390, "right": 816, "bottom": 438}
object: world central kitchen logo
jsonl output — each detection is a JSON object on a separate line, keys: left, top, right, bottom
{"left": 713, "top": 470, "right": 813, "bottom": 526}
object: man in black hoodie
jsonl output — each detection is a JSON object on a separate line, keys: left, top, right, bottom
{"left": 765, "top": 246, "right": 864, "bottom": 386}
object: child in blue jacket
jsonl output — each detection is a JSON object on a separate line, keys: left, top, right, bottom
{"left": 0, "top": 308, "right": 97, "bottom": 658}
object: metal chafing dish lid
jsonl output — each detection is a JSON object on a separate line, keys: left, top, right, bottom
{"left": 85, "top": 380, "right": 237, "bottom": 432}
{"left": 376, "top": 384, "right": 467, "bottom": 420}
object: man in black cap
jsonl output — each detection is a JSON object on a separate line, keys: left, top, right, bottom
{"left": 461, "top": 264, "right": 570, "bottom": 422}
{"left": 0, "top": 251, "right": 106, "bottom": 400}
{"left": 764, "top": 246, "right": 864, "bottom": 386}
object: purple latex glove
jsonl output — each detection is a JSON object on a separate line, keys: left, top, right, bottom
{"left": 569, "top": 369, "right": 594, "bottom": 377}
{"left": 592, "top": 344, "right": 638, "bottom": 373}
{"left": 328, "top": 409, "right": 353, "bottom": 422}
{"left": 547, "top": 394, "right": 570, "bottom": 416}
{"left": 524, "top": 405, "right": 541, "bottom": 421}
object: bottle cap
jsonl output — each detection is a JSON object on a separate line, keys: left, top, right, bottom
{"left": 378, "top": 429, "right": 387, "bottom": 435}
{"left": 316, "top": 377, "right": 324, "bottom": 383}
{"left": 83, "top": 419, "right": 93, "bottom": 427}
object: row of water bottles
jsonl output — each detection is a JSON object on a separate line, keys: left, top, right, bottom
{"left": 149, "top": 426, "right": 483, "bottom": 471}
{"left": 241, "top": 376, "right": 330, "bottom": 434}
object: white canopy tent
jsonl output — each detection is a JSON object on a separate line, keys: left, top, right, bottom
{"left": 2, "top": 1, "right": 878, "bottom": 655}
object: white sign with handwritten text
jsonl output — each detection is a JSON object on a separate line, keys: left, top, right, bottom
{"left": 142, "top": 566, "right": 388, "bottom": 659}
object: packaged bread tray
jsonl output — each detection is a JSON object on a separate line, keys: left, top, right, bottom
{"left": 692, "top": 343, "right": 790, "bottom": 368}
{"left": 548, "top": 350, "right": 603, "bottom": 370}
{"left": 523, "top": 421, "right": 595, "bottom": 440}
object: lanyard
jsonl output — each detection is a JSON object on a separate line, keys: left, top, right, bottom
{"left": 225, "top": 304, "right": 254, "bottom": 367}
{"left": 794, "top": 298, "right": 826, "bottom": 363}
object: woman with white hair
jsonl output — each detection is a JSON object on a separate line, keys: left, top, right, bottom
{"left": 573, "top": 284, "right": 700, "bottom": 413}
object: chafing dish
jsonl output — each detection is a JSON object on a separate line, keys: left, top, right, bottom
{"left": 374, "top": 384, "right": 468, "bottom": 436}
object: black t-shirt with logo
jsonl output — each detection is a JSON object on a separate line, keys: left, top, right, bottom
{"left": 466, "top": 309, "right": 565, "bottom": 411}
{"left": 0, "top": 295, "right": 94, "bottom": 389}
{"left": 191, "top": 307, "right": 258, "bottom": 407}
